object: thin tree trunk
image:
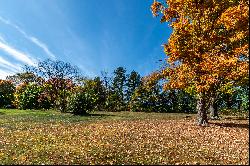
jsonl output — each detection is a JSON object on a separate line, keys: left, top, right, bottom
{"left": 209, "top": 94, "right": 219, "bottom": 120}
{"left": 237, "top": 99, "right": 242, "bottom": 111}
{"left": 225, "top": 93, "right": 233, "bottom": 110}
{"left": 197, "top": 92, "right": 209, "bottom": 126}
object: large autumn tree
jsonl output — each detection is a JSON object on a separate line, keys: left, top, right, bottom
{"left": 151, "top": 0, "right": 249, "bottom": 125}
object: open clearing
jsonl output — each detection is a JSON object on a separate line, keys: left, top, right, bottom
{"left": 0, "top": 109, "right": 248, "bottom": 165}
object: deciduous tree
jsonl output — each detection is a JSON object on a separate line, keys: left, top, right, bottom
{"left": 25, "top": 59, "right": 80, "bottom": 112}
{"left": 151, "top": 0, "right": 249, "bottom": 125}
{"left": 6, "top": 72, "right": 43, "bottom": 85}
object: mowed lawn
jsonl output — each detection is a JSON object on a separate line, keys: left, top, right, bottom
{"left": 0, "top": 109, "right": 248, "bottom": 165}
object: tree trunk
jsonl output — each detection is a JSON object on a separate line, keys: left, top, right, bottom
{"left": 237, "top": 99, "right": 242, "bottom": 111}
{"left": 196, "top": 92, "right": 209, "bottom": 126}
{"left": 225, "top": 93, "right": 233, "bottom": 110}
{"left": 209, "top": 95, "right": 219, "bottom": 120}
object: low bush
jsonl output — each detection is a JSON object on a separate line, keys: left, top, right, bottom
{"left": 38, "top": 91, "right": 52, "bottom": 110}
{"left": 0, "top": 80, "right": 15, "bottom": 108}
{"left": 67, "top": 86, "right": 98, "bottom": 115}
{"left": 14, "top": 83, "right": 52, "bottom": 110}
{"left": 14, "top": 83, "right": 41, "bottom": 109}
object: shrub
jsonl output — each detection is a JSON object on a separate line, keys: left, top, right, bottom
{"left": 44, "top": 78, "right": 74, "bottom": 112}
{"left": 37, "top": 91, "right": 52, "bottom": 110}
{"left": 67, "top": 86, "right": 97, "bottom": 115}
{"left": 13, "top": 83, "right": 27, "bottom": 108}
{"left": 14, "top": 83, "right": 41, "bottom": 109}
{"left": 14, "top": 83, "right": 52, "bottom": 110}
{"left": 82, "top": 78, "right": 106, "bottom": 112}
{"left": 67, "top": 78, "right": 107, "bottom": 114}
{"left": 0, "top": 80, "right": 15, "bottom": 108}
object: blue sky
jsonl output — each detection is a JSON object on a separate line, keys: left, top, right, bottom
{"left": 0, "top": 0, "right": 171, "bottom": 79}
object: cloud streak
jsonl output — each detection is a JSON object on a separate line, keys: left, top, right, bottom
{"left": 0, "top": 69, "right": 15, "bottom": 79}
{"left": 0, "top": 16, "right": 56, "bottom": 59}
{"left": 0, "top": 34, "right": 7, "bottom": 43}
{"left": 0, "top": 56, "right": 21, "bottom": 72}
{"left": 30, "top": 37, "right": 56, "bottom": 59}
{"left": 0, "top": 40, "right": 36, "bottom": 65}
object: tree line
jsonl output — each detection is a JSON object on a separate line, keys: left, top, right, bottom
{"left": 0, "top": 59, "right": 248, "bottom": 117}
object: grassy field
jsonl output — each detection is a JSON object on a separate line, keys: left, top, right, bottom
{"left": 0, "top": 109, "right": 249, "bottom": 165}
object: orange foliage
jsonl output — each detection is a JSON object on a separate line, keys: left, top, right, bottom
{"left": 151, "top": 0, "right": 249, "bottom": 93}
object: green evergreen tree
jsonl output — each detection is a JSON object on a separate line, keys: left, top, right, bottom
{"left": 113, "top": 67, "right": 126, "bottom": 100}
{"left": 111, "top": 67, "right": 127, "bottom": 111}
{"left": 125, "top": 70, "right": 141, "bottom": 103}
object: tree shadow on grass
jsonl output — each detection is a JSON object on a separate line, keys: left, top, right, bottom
{"left": 210, "top": 122, "right": 249, "bottom": 129}
{"left": 73, "top": 113, "right": 117, "bottom": 117}
{"left": 0, "top": 112, "right": 5, "bottom": 115}
{"left": 224, "top": 117, "right": 249, "bottom": 121}
{"left": 89, "top": 113, "right": 117, "bottom": 117}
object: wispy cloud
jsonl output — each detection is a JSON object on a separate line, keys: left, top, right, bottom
{"left": 0, "top": 56, "right": 21, "bottom": 72}
{"left": 0, "top": 16, "right": 56, "bottom": 59}
{"left": 0, "top": 69, "right": 15, "bottom": 79}
{"left": 29, "top": 37, "right": 56, "bottom": 59}
{"left": 0, "top": 40, "right": 36, "bottom": 65}
{"left": 0, "top": 34, "right": 7, "bottom": 43}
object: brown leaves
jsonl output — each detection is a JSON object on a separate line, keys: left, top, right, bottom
{"left": 218, "top": 1, "right": 249, "bottom": 30}
{"left": 151, "top": 1, "right": 164, "bottom": 17}
{"left": 0, "top": 111, "right": 249, "bottom": 165}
